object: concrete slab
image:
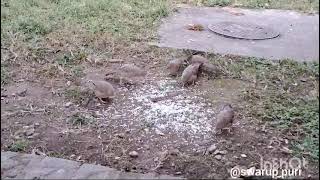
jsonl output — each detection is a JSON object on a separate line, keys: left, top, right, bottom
{"left": 1, "top": 151, "right": 183, "bottom": 179}
{"left": 157, "top": 6, "right": 319, "bottom": 62}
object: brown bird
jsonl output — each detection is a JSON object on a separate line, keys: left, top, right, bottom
{"left": 181, "top": 63, "right": 200, "bottom": 86}
{"left": 201, "top": 63, "right": 222, "bottom": 77}
{"left": 89, "top": 80, "right": 115, "bottom": 103}
{"left": 215, "top": 104, "right": 234, "bottom": 134}
{"left": 168, "top": 58, "right": 184, "bottom": 76}
{"left": 190, "top": 55, "right": 209, "bottom": 65}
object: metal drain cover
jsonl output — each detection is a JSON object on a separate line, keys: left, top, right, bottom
{"left": 208, "top": 21, "right": 280, "bottom": 40}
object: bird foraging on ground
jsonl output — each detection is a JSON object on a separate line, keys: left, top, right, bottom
{"left": 167, "top": 58, "right": 184, "bottom": 76}
{"left": 215, "top": 104, "right": 234, "bottom": 134}
{"left": 88, "top": 80, "right": 115, "bottom": 103}
{"left": 181, "top": 63, "right": 200, "bottom": 86}
{"left": 190, "top": 55, "right": 209, "bottom": 65}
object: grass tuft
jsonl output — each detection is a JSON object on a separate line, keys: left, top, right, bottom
{"left": 8, "top": 140, "right": 28, "bottom": 152}
{"left": 69, "top": 113, "right": 94, "bottom": 126}
{"left": 1, "top": 65, "right": 9, "bottom": 85}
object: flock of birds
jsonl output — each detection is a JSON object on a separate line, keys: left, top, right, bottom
{"left": 88, "top": 54, "right": 235, "bottom": 134}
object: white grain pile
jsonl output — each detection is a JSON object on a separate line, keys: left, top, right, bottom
{"left": 130, "top": 79, "right": 215, "bottom": 136}
{"left": 102, "top": 78, "right": 216, "bottom": 138}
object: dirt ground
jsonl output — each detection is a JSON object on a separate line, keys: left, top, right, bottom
{"left": 1, "top": 47, "right": 319, "bottom": 179}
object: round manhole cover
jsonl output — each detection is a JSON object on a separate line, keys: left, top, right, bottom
{"left": 208, "top": 21, "right": 280, "bottom": 40}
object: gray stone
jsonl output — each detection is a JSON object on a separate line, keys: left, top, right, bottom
{"left": 72, "top": 164, "right": 120, "bottom": 179}
{"left": 219, "top": 150, "right": 228, "bottom": 155}
{"left": 1, "top": 151, "right": 182, "bottom": 179}
{"left": 23, "top": 156, "right": 80, "bottom": 179}
{"left": 215, "top": 155, "right": 222, "bottom": 160}
{"left": 108, "top": 59, "right": 124, "bottom": 63}
{"left": 129, "top": 151, "right": 139, "bottom": 158}
{"left": 207, "top": 144, "right": 217, "bottom": 154}
{"left": 64, "top": 102, "right": 73, "bottom": 107}
{"left": 117, "top": 171, "right": 142, "bottom": 179}
{"left": 213, "top": 150, "right": 228, "bottom": 155}
{"left": 169, "top": 149, "right": 180, "bottom": 156}
{"left": 159, "top": 174, "right": 183, "bottom": 179}
{"left": 24, "top": 128, "right": 35, "bottom": 136}
{"left": 1, "top": 151, "right": 19, "bottom": 162}
{"left": 240, "top": 154, "right": 247, "bottom": 158}
{"left": 1, "top": 152, "right": 40, "bottom": 171}
{"left": 137, "top": 173, "right": 161, "bottom": 179}
{"left": 2, "top": 153, "right": 45, "bottom": 179}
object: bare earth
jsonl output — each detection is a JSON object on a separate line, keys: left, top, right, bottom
{"left": 1, "top": 53, "right": 318, "bottom": 178}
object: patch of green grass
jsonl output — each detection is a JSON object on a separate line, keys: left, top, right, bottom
{"left": 1, "top": 65, "right": 9, "bottom": 85}
{"left": 64, "top": 87, "right": 92, "bottom": 105}
{"left": 71, "top": 66, "right": 84, "bottom": 78}
{"left": 205, "top": 0, "right": 232, "bottom": 6}
{"left": 218, "top": 57, "right": 319, "bottom": 160}
{"left": 1, "top": 0, "right": 170, "bottom": 41}
{"left": 260, "top": 95, "right": 319, "bottom": 159}
{"left": 8, "top": 140, "right": 28, "bottom": 152}
{"left": 17, "top": 18, "right": 51, "bottom": 37}
{"left": 195, "top": 0, "right": 319, "bottom": 12}
{"left": 56, "top": 51, "right": 87, "bottom": 67}
{"left": 69, "top": 113, "right": 94, "bottom": 126}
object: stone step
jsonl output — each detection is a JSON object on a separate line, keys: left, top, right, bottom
{"left": 1, "top": 151, "right": 183, "bottom": 179}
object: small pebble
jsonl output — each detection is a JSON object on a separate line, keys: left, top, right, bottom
{"left": 25, "top": 128, "right": 35, "bottom": 136}
{"left": 14, "top": 136, "right": 21, "bottom": 140}
{"left": 65, "top": 102, "right": 73, "bottom": 107}
{"left": 129, "top": 151, "right": 139, "bottom": 158}
{"left": 207, "top": 144, "right": 217, "bottom": 154}
{"left": 219, "top": 150, "right": 228, "bottom": 155}
{"left": 215, "top": 155, "right": 222, "bottom": 160}
{"left": 115, "top": 133, "right": 125, "bottom": 138}
{"left": 169, "top": 149, "right": 180, "bottom": 156}
{"left": 155, "top": 129, "right": 165, "bottom": 136}
{"left": 111, "top": 115, "right": 121, "bottom": 120}
{"left": 240, "top": 154, "right": 247, "bottom": 158}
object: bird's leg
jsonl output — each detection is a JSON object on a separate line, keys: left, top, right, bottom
{"left": 105, "top": 97, "right": 112, "bottom": 103}
{"left": 227, "top": 127, "right": 232, "bottom": 134}
{"left": 97, "top": 97, "right": 105, "bottom": 104}
{"left": 192, "top": 80, "right": 196, "bottom": 86}
{"left": 214, "top": 129, "right": 222, "bottom": 135}
{"left": 224, "top": 127, "right": 233, "bottom": 134}
{"left": 119, "top": 77, "right": 123, "bottom": 86}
